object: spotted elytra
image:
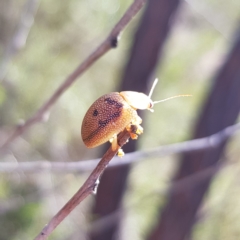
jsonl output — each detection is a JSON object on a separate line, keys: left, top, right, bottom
{"left": 81, "top": 79, "right": 190, "bottom": 156}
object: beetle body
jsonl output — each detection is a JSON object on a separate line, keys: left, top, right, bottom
{"left": 81, "top": 92, "right": 144, "bottom": 148}
{"left": 81, "top": 78, "right": 190, "bottom": 151}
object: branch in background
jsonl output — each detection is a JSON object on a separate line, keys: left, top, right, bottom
{"left": 1, "top": 153, "right": 230, "bottom": 232}
{"left": 184, "top": 0, "right": 229, "bottom": 39}
{"left": 0, "top": 122, "right": 239, "bottom": 173}
{"left": 89, "top": 0, "right": 181, "bottom": 238}
{"left": 34, "top": 129, "right": 131, "bottom": 240}
{"left": 0, "top": 0, "right": 40, "bottom": 80}
{"left": 88, "top": 160, "right": 225, "bottom": 235}
{"left": 0, "top": 0, "right": 147, "bottom": 151}
{"left": 147, "top": 29, "right": 240, "bottom": 240}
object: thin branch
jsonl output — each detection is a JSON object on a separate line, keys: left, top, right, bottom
{"left": 0, "top": 0, "right": 40, "bottom": 80}
{"left": 184, "top": 0, "right": 229, "bottom": 40}
{"left": 0, "top": 0, "right": 146, "bottom": 150}
{"left": 88, "top": 161, "right": 225, "bottom": 235}
{"left": 0, "top": 153, "right": 230, "bottom": 233}
{"left": 34, "top": 129, "right": 131, "bottom": 240}
{"left": 0, "top": 122, "right": 239, "bottom": 173}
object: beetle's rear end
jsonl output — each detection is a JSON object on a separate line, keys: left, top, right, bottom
{"left": 81, "top": 92, "right": 138, "bottom": 148}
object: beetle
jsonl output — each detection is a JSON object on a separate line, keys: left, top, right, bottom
{"left": 81, "top": 79, "right": 189, "bottom": 155}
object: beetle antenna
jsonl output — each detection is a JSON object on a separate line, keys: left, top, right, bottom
{"left": 153, "top": 94, "right": 192, "bottom": 105}
{"left": 148, "top": 78, "right": 158, "bottom": 99}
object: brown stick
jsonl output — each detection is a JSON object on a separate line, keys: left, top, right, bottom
{"left": 0, "top": 0, "right": 146, "bottom": 150}
{"left": 147, "top": 30, "right": 240, "bottom": 240}
{"left": 34, "top": 129, "right": 131, "bottom": 240}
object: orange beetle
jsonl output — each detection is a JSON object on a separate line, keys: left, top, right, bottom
{"left": 81, "top": 79, "right": 189, "bottom": 155}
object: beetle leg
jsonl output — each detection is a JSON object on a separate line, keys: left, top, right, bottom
{"left": 135, "top": 124, "right": 143, "bottom": 135}
{"left": 117, "top": 148, "right": 124, "bottom": 157}
{"left": 125, "top": 113, "right": 143, "bottom": 139}
{"left": 110, "top": 134, "right": 118, "bottom": 151}
{"left": 126, "top": 124, "right": 143, "bottom": 140}
{"left": 110, "top": 135, "right": 125, "bottom": 157}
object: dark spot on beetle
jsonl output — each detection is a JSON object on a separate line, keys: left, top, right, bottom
{"left": 113, "top": 112, "right": 120, "bottom": 118}
{"left": 98, "top": 119, "right": 109, "bottom": 127}
{"left": 104, "top": 98, "right": 123, "bottom": 109}
{"left": 104, "top": 98, "right": 114, "bottom": 105}
{"left": 93, "top": 109, "right": 98, "bottom": 116}
{"left": 98, "top": 111, "right": 121, "bottom": 128}
{"left": 84, "top": 111, "right": 122, "bottom": 142}
{"left": 116, "top": 102, "right": 123, "bottom": 109}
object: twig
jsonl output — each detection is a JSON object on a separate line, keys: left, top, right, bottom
{"left": 89, "top": 161, "right": 225, "bottom": 235}
{"left": 34, "top": 129, "right": 131, "bottom": 240}
{"left": 0, "top": 0, "right": 146, "bottom": 151}
{"left": 1, "top": 122, "right": 239, "bottom": 173}
{"left": 184, "top": 0, "right": 229, "bottom": 40}
{"left": 0, "top": 0, "right": 40, "bottom": 80}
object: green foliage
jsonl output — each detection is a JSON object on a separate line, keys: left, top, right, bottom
{"left": 0, "top": 180, "right": 40, "bottom": 240}
{"left": 0, "top": 84, "right": 6, "bottom": 106}
{"left": 1, "top": 203, "right": 40, "bottom": 240}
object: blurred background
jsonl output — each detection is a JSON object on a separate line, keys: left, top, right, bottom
{"left": 0, "top": 0, "right": 240, "bottom": 239}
